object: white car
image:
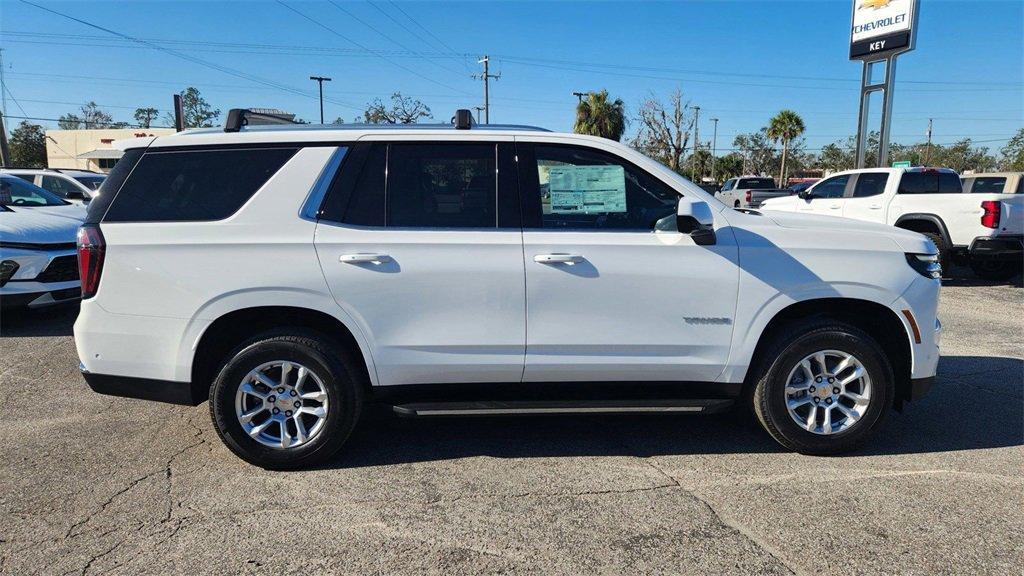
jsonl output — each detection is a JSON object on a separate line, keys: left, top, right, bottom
{"left": 2, "top": 168, "right": 105, "bottom": 204}
{"left": 760, "top": 167, "right": 1024, "bottom": 280}
{"left": 74, "top": 110, "right": 941, "bottom": 469}
{"left": 0, "top": 177, "right": 85, "bottom": 308}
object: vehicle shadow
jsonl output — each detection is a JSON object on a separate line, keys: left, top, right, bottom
{"left": 0, "top": 303, "right": 78, "bottom": 337}
{"left": 941, "top": 263, "right": 1023, "bottom": 288}
{"left": 329, "top": 354, "right": 1022, "bottom": 469}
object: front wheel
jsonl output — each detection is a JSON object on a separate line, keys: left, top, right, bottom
{"left": 752, "top": 320, "right": 894, "bottom": 455}
{"left": 209, "top": 330, "right": 363, "bottom": 470}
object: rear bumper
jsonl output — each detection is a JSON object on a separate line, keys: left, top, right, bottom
{"left": 969, "top": 235, "right": 1023, "bottom": 260}
{"left": 81, "top": 366, "right": 202, "bottom": 406}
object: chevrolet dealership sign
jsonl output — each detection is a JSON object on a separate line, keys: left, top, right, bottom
{"left": 850, "top": 0, "right": 918, "bottom": 59}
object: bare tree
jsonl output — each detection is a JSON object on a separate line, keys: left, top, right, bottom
{"left": 630, "top": 89, "right": 694, "bottom": 173}
{"left": 358, "top": 93, "right": 432, "bottom": 124}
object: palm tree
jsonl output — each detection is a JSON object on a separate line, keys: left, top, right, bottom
{"left": 766, "top": 110, "right": 806, "bottom": 186}
{"left": 573, "top": 90, "right": 627, "bottom": 141}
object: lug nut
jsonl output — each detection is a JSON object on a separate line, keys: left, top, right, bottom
{"left": 294, "top": 401, "right": 301, "bottom": 408}
{"left": 815, "top": 377, "right": 822, "bottom": 383}
{"left": 267, "top": 395, "right": 276, "bottom": 403}
{"left": 813, "top": 397, "right": 820, "bottom": 403}
{"left": 825, "top": 398, "right": 833, "bottom": 405}
{"left": 833, "top": 387, "right": 840, "bottom": 394}
{"left": 290, "top": 390, "right": 297, "bottom": 397}
{"left": 828, "top": 377, "right": 835, "bottom": 384}
{"left": 272, "top": 408, "right": 280, "bottom": 414}
{"left": 277, "top": 387, "right": 285, "bottom": 394}
{"left": 285, "top": 410, "right": 292, "bottom": 417}
{"left": 809, "top": 386, "right": 816, "bottom": 393}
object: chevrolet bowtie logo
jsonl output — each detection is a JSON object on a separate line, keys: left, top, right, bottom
{"left": 859, "top": 0, "right": 891, "bottom": 9}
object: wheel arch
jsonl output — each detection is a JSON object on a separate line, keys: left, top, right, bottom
{"left": 189, "top": 306, "right": 376, "bottom": 402}
{"left": 742, "top": 297, "right": 913, "bottom": 407}
{"left": 895, "top": 214, "right": 951, "bottom": 248}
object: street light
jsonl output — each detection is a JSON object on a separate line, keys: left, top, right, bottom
{"left": 309, "top": 76, "right": 332, "bottom": 124}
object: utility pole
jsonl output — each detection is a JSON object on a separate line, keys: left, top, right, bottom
{"left": 572, "top": 91, "right": 591, "bottom": 103}
{"left": 924, "top": 118, "right": 933, "bottom": 165}
{"left": 309, "top": 76, "right": 332, "bottom": 124}
{"left": 710, "top": 118, "right": 719, "bottom": 183}
{"left": 473, "top": 56, "right": 500, "bottom": 124}
{"left": 473, "top": 106, "right": 485, "bottom": 123}
{"left": 691, "top": 105, "right": 701, "bottom": 180}
{"left": 0, "top": 49, "right": 7, "bottom": 126}
{"left": 0, "top": 115, "right": 10, "bottom": 168}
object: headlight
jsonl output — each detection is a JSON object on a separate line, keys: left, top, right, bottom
{"left": 906, "top": 253, "right": 941, "bottom": 280}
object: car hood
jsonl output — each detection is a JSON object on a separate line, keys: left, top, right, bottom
{"left": 21, "top": 203, "right": 89, "bottom": 220}
{"left": 759, "top": 209, "right": 935, "bottom": 254}
{"left": 0, "top": 206, "right": 83, "bottom": 244}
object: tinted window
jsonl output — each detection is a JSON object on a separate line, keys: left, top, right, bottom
{"left": 104, "top": 148, "right": 296, "bottom": 222}
{"left": 85, "top": 148, "right": 144, "bottom": 224}
{"left": 811, "top": 175, "right": 849, "bottom": 199}
{"left": 342, "top": 144, "right": 386, "bottom": 226}
{"left": 967, "top": 176, "right": 1007, "bottom": 193}
{"left": 12, "top": 174, "right": 35, "bottom": 184}
{"left": 738, "top": 178, "right": 776, "bottom": 189}
{"left": 74, "top": 175, "right": 106, "bottom": 190}
{"left": 387, "top": 144, "right": 496, "bottom": 228}
{"left": 0, "top": 176, "right": 69, "bottom": 207}
{"left": 40, "top": 175, "right": 80, "bottom": 198}
{"left": 898, "top": 172, "right": 963, "bottom": 194}
{"left": 524, "top": 145, "right": 678, "bottom": 230}
{"left": 851, "top": 172, "right": 889, "bottom": 197}
{"left": 721, "top": 179, "right": 735, "bottom": 192}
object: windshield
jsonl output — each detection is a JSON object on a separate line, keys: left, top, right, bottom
{"left": 74, "top": 175, "right": 106, "bottom": 191}
{"left": 0, "top": 175, "right": 70, "bottom": 207}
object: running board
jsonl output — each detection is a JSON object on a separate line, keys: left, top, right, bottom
{"left": 392, "top": 398, "right": 733, "bottom": 417}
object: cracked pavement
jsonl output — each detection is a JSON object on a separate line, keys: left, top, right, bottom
{"left": 0, "top": 277, "right": 1021, "bottom": 575}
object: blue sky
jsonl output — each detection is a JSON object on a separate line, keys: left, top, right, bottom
{"left": 1, "top": 0, "right": 1021, "bottom": 153}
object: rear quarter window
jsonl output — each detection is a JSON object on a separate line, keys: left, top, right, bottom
{"left": 966, "top": 177, "right": 1007, "bottom": 193}
{"left": 103, "top": 147, "right": 297, "bottom": 222}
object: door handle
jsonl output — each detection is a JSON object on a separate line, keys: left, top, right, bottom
{"left": 868, "top": 204, "right": 882, "bottom": 210}
{"left": 534, "top": 253, "right": 583, "bottom": 265}
{"left": 829, "top": 204, "right": 841, "bottom": 210}
{"left": 340, "top": 253, "right": 391, "bottom": 264}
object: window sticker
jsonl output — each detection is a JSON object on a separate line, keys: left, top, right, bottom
{"left": 545, "top": 165, "right": 627, "bottom": 214}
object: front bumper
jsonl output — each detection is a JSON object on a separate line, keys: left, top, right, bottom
{"left": 1, "top": 281, "right": 81, "bottom": 308}
{"left": 81, "top": 366, "right": 202, "bottom": 406}
{"left": 969, "top": 235, "right": 1023, "bottom": 261}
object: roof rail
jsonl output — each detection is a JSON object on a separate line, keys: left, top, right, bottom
{"left": 224, "top": 108, "right": 301, "bottom": 133}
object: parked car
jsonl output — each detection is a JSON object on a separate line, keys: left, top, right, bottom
{"left": 2, "top": 168, "right": 105, "bottom": 204}
{"left": 760, "top": 167, "right": 1023, "bottom": 280}
{"left": 960, "top": 172, "right": 1022, "bottom": 194}
{"left": 787, "top": 180, "right": 818, "bottom": 195}
{"left": 0, "top": 178, "right": 84, "bottom": 308}
{"left": 716, "top": 176, "right": 791, "bottom": 208}
{"left": 75, "top": 110, "right": 941, "bottom": 469}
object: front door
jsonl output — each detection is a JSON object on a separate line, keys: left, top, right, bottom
{"left": 842, "top": 172, "right": 890, "bottom": 223}
{"left": 801, "top": 174, "right": 851, "bottom": 216}
{"left": 516, "top": 142, "right": 740, "bottom": 383}
{"left": 314, "top": 141, "right": 526, "bottom": 386}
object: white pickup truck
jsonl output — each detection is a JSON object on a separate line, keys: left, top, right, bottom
{"left": 760, "top": 167, "right": 1023, "bottom": 280}
{"left": 716, "top": 176, "right": 792, "bottom": 209}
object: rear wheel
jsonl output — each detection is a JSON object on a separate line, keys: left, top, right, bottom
{"left": 209, "top": 330, "right": 363, "bottom": 470}
{"left": 969, "top": 258, "right": 1022, "bottom": 281}
{"left": 920, "top": 231, "right": 950, "bottom": 277}
{"left": 752, "top": 319, "right": 893, "bottom": 455}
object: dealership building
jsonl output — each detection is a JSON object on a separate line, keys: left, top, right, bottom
{"left": 44, "top": 128, "right": 175, "bottom": 172}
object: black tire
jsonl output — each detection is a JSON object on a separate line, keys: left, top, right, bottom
{"left": 969, "top": 258, "right": 1022, "bottom": 281}
{"left": 920, "top": 231, "right": 950, "bottom": 277}
{"left": 209, "top": 329, "right": 364, "bottom": 470}
{"left": 751, "top": 319, "right": 894, "bottom": 455}
{"left": 734, "top": 200, "right": 741, "bottom": 208}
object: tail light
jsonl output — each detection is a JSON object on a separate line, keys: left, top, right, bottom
{"left": 980, "top": 201, "right": 1000, "bottom": 229}
{"left": 745, "top": 190, "right": 752, "bottom": 203}
{"left": 77, "top": 225, "right": 106, "bottom": 299}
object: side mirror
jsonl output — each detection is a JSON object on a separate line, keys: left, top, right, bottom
{"left": 66, "top": 190, "right": 87, "bottom": 201}
{"left": 798, "top": 189, "right": 812, "bottom": 200}
{"left": 677, "top": 197, "right": 716, "bottom": 245}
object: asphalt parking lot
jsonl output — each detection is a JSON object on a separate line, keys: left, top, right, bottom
{"left": 1, "top": 273, "right": 1021, "bottom": 575}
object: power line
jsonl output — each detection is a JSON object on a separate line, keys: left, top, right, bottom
{"left": 380, "top": 0, "right": 473, "bottom": 72}
{"left": 275, "top": 1, "right": 472, "bottom": 96}
{"left": 16, "top": 1, "right": 362, "bottom": 110}
{"left": 327, "top": 1, "right": 465, "bottom": 77}
{"left": 0, "top": 114, "right": 172, "bottom": 129}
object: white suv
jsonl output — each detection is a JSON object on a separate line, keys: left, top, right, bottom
{"left": 74, "top": 110, "right": 942, "bottom": 469}
{"left": 2, "top": 168, "right": 105, "bottom": 203}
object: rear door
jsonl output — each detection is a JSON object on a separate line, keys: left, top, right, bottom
{"left": 842, "top": 171, "right": 890, "bottom": 223}
{"left": 515, "top": 141, "right": 739, "bottom": 383}
{"left": 314, "top": 140, "right": 526, "bottom": 386}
